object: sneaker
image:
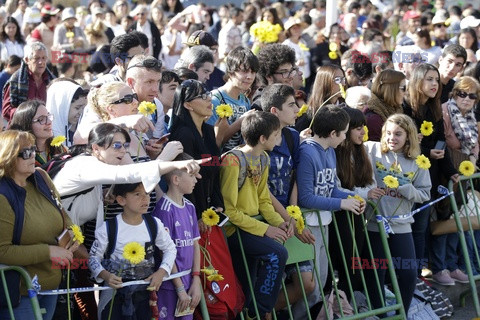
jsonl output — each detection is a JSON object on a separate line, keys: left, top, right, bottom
{"left": 449, "top": 269, "right": 469, "bottom": 284}
{"left": 432, "top": 270, "right": 455, "bottom": 286}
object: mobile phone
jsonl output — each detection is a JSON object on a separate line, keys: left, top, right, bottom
{"left": 156, "top": 133, "right": 171, "bottom": 144}
{"left": 218, "top": 212, "right": 230, "bottom": 227}
{"left": 434, "top": 140, "right": 446, "bottom": 150}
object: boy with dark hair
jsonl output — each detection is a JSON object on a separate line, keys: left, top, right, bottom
{"left": 250, "top": 44, "right": 298, "bottom": 111}
{"left": 297, "top": 105, "right": 364, "bottom": 302}
{"left": 153, "top": 153, "right": 202, "bottom": 319}
{"left": 207, "top": 47, "right": 259, "bottom": 152}
{"left": 153, "top": 70, "right": 181, "bottom": 138}
{"left": 261, "top": 84, "right": 315, "bottom": 317}
{"left": 89, "top": 182, "right": 177, "bottom": 319}
{"left": 438, "top": 44, "right": 467, "bottom": 103}
{"left": 344, "top": 52, "right": 373, "bottom": 87}
{"left": 220, "top": 111, "right": 291, "bottom": 320}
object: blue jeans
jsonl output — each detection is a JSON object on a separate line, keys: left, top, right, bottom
{"left": 0, "top": 294, "right": 57, "bottom": 320}
{"left": 411, "top": 203, "right": 431, "bottom": 275}
{"left": 458, "top": 230, "right": 480, "bottom": 274}
{"left": 228, "top": 229, "right": 288, "bottom": 317}
{"left": 430, "top": 232, "right": 459, "bottom": 273}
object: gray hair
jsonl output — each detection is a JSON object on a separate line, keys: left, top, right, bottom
{"left": 345, "top": 86, "right": 371, "bottom": 109}
{"left": 24, "top": 42, "right": 47, "bottom": 60}
{"left": 174, "top": 45, "right": 214, "bottom": 70}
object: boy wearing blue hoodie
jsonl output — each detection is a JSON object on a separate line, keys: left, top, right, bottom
{"left": 297, "top": 105, "right": 364, "bottom": 297}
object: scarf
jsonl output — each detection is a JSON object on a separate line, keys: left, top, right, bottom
{"left": 447, "top": 98, "right": 478, "bottom": 155}
{"left": 366, "top": 93, "right": 403, "bottom": 121}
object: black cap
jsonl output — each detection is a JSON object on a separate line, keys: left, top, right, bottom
{"left": 184, "top": 31, "right": 218, "bottom": 48}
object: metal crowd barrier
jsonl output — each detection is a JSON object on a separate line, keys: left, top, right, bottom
{"left": 0, "top": 265, "right": 43, "bottom": 320}
{"left": 448, "top": 174, "right": 480, "bottom": 316}
{"left": 230, "top": 208, "right": 406, "bottom": 320}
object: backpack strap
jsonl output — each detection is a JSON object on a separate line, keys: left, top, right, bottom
{"left": 213, "top": 89, "right": 227, "bottom": 105}
{"left": 221, "top": 149, "right": 248, "bottom": 190}
{"left": 104, "top": 217, "right": 118, "bottom": 260}
{"left": 282, "top": 127, "right": 295, "bottom": 156}
{"left": 143, "top": 214, "right": 158, "bottom": 244}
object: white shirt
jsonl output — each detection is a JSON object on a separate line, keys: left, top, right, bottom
{"left": 137, "top": 21, "right": 153, "bottom": 57}
{"left": 0, "top": 39, "right": 24, "bottom": 61}
{"left": 89, "top": 214, "right": 177, "bottom": 282}
{"left": 283, "top": 38, "right": 311, "bottom": 79}
{"left": 53, "top": 155, "right": 162, "bottom": 227}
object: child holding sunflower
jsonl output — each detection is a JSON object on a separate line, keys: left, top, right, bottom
{"left": 88, "top": 182, "right": 177, "bottom": 319}
{"left": 364, "top": 114, "right": 431, "bottom": 315}
{"left": 152, "top": 153, "right": 202, "bottom": 319}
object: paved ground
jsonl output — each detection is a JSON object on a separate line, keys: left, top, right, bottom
{"left": 425, "top": 278, "right": 479, "bottom": 319}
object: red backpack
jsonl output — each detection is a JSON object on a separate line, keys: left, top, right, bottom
{"left": 194, "top": 226, "right": 245, "bottom": 320}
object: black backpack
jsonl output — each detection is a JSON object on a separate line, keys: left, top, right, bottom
{"left": 104, "top": 214, "right": 162, "bottom": 270}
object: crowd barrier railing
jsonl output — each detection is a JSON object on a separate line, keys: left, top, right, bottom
{"left": 230, "top": 206, "right": 407, "bottom": 320}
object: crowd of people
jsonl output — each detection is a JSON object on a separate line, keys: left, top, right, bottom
{"left": 1, "top": 0, "right": 480, "bottom": 319}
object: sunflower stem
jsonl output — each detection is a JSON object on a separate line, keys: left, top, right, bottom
{"left": 67, "top": 262, "right": 71, "bottom": 320}
{"left": 308, "top": 91, "right": 342, "bottom": 129}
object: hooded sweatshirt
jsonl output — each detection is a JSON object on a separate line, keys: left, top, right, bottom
{"left": 46, "top": 80, "right": 82, "bottom": 146}
{"left": 365, "top": 142, "right": 432, "bottom": 233}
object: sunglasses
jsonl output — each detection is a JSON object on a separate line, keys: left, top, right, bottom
{"left": 111, "top": 93, "right": 138, "bottom": 105}
{"left": 399, "top": 85, "right": 407, "bottom": 92}
{"left": 111, "top": 141, "right": 130, "bottom": 150}
{"left": 126, "top": 58, "right": 162, "bottom": 71}
{"left": 457, "top": 91, "right": 478, "bottom": 100}
{"left": 18, "top": 146, "right": 36, "bottom": 160}
{"left": 32, "top": 114, "right": 53, "bottom": 125}
{"left": 434, "top": 23, "right": 446, "bottom": 28}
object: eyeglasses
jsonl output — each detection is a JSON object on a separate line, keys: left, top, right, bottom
{"left": 111, "top": 93, "right": 138, "bottom": 105}
{"left": 457, "top": 91, "right": 478, "bottom": 100}
{"left": 399, "top": 85, "right": 407, "bottom": 92}
{"left": 334, "top": 76, "right": 346, "bottom": 85}
{"left": 274, "top": 68, "right": 299, "bottom": 79}
{"left": 18, "top": 146, "right": 36, "bottom": 160}
{"left": 32, "top": 114, "right": 53, "bottom": 125}
{"left": 434, "top": 23, "right": 446, "bottom": 29}
{"left": 126, "top": 58, "right": 162, "bottom": 72}
{"left": 188, "top": 91, "right": 212, "bottom": 101}
{"left": 111, "top": 141, "right": 130, "bottom": 150}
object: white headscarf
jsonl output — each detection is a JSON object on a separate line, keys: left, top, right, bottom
{"left": 46, "top": 80, "right": 82, "bottom": 146}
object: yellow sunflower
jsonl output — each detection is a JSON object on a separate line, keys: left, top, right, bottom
{"left": 420, "top": 121, "right": 434, "bottom": 136}
{"left": 363, "top": 125, "right": 369, "bottom": 142}
{"left": 216, "top": 104, "right": 233, "bottom": 118}
{"left": 328, "top": 51, "right": 338, "bottom": 60}
{"left": 138, "top": 101, "right": 157, "bottom": 116}
{"left": 339, "top": 84, "right": 347, "bottom": 99}
{"left": 286, "top": 205, "right": 302, "bottom": 220}
{"left": 383, "top": 175, "right": 399, "bottom": 189}
{"left": 297, "top": 104, "right": 308, "bottom": 117}
{"left": 328, "top": 42, "right": 338, "bottom": 52}
{"left": 123, "top": 242, "right": 146, "bottom": 265}
{"left": 70, "top": 225, "right": 84, "bottom": 244}
{"left": 349, "top": 194, "right": 365, "bottom": 203}
{"left": 376, "top": 161, "right": 386, "bottom": 171}
{"left": 406, "top": 171, "right": 415, "bottom": 180}
{"left": 415, "top": 154, "right": 431, "bottom": 170}
{"left": 207, "top": 273, "right": 224, "bottom": 282}
{"left": 66, "top": 31, "right": 75, "bottom": 38}
{"left": 459, "top": 160, "right": 475, "bottom": 177}
{"left": 50, "top": 136, "right": 66, "bottom": 147}
{"left": 296, "top": 216, "right": 305, "bottom": 235}
{"left": 202, "top": 208, "right": 220, "bottom": 226}
{"left": 200, "top": 267, "right": 215, "bottom": 276}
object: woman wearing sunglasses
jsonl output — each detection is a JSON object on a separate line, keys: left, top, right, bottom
{"left": 75, "top": 82, "right": 155, "bottom": 145}
{"left": 10, "top": 99, "right": 67, "bottom": 167}
{"left": 0, "top": 130, "right": 84, "bottom": 320}
{"left": 295, "top": 64, "right": 347, "bottom": 132}
{"left": 169, "top": 79, "right": 223, "bottom": 233}
{"left": 430, "top": 76, "right": 480, "bottom": 285}
{"left": 364, "top": 69, "right": 406, "bottom": 141}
